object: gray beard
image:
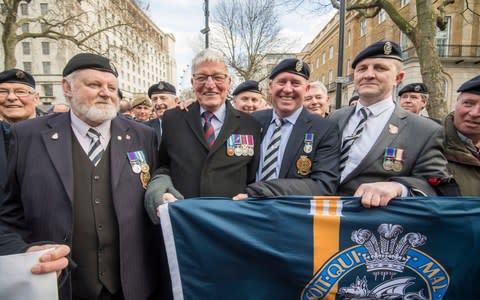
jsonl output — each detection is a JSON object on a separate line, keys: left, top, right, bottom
{"left": 70, "top": 97, "right": 119, "bottom": 123}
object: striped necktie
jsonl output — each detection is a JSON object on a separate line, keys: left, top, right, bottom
{"left": 260, "top": 118, "right": 285, "bottom": 181}
{"left": 339, "top": 107, "right": 369, "bottom": 173}
{"left": 87, "top": 128, "right": 104, "bottom": 166}
{"left": 202, "top": 111, "right": 215, "bottom": 148}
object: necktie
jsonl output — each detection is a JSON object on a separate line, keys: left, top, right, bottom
{"left": 339, "top": 107, "right": 369, "bottom": 173}
{"left": 260, "top": 118, "right": 285, "bottom": 181}
{"left": 87, "top": 128, "right": 104, "bottom": 166}
{"left": 202, "top": 111, "right": 215, "bottom": 148}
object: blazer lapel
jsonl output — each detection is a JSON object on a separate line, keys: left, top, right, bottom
{"left": 279, "top": 109, "right": 312, "bottom": 177}
{"left": 110, "top": 117, "right": 133, "bottom": 191}
{"left": 185, "top": 102, "right": 210, "bottom": 149}
{"left": 210, "top": 101, "right": 239, "bottom": 154}
{"left": 42, "top": 114, "right": 74, "bottom": 203}
{"left": 343, "top": 106, "right": 408, "bottom": 182}
{"left": 337, "top": 106, "right": 356, "bottom": 132}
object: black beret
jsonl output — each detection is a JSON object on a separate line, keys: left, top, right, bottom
{"left": 457, "top": 75, "right": 480, "bottom": 95}
{"left": 0, "top": 68, "right": 35, "bottom": 88}
{"left": 63, "top": 53, "right": 118, "bottom": 77}
{"left": 232, "top": 80, "right": 262, "bottom": 96}
{"left": 351, "top": 40, "right": 403, "bottom": 69}
{"left": 398, "top": 83, "right": 429, "bottom": 96}
{"left": 131, "top": 96, "right": 152, "bottom": 108}
{"left": 148, "top": 81, "right": 176, "bottom": 98}
{"left": 269, "top": 58, "right": 310, "bottom": 80}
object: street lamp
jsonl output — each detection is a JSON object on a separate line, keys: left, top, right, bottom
{"left": 202, "top": 0, "right": 210, "bottom": 48}
{"left": 335, "top": 0, "right": 346, "bottom": 108}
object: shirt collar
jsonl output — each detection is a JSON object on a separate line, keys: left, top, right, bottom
{"left": 271, "top": 106, "right": 303, "bottom": 125}
{"left": 357, "top": 97, "right": 395, "bottom": 117}
{"left": 200, "top": 102, "right": 226, "bottom": 123}
{"left": 457, "top": 130, "right": 480, "bottom": 154}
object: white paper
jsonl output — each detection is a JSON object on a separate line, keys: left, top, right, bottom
{"left": 0, "top": 248, "right": 59, "bottom": 300}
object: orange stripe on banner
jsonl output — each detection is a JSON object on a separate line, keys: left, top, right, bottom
{"left": 313, "top": 196, "right": 342, "bottom": 300}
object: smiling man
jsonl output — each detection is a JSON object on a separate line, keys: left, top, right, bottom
{"left": 232, "top": 80, "right": 266, "bottom": 114}
{"left": 144, "top": 49, "right": 262, "bottom": 223}
{"left": 234, "top": 58, "right": 340, "bottom": 199}
{"left": 329, "top": 40, "right": 452, "bottom": 207}
{"left": 145, "top": 81, "right": 178, "bottom": 144}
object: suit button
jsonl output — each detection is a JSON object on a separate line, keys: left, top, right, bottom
{"left": 94, "top": 175, "right": 100, "bottom": 180}
{"left": 98, "top": 224, "right": 103, "bottom": 230}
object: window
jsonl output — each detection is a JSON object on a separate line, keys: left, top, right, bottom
{"left": 40, "top": 3, "right": 49, "bottom": 15}
{"left": 42, "top": 62, "right": 51, "bottom": 74}
{"left": 400, "top": 32, "right": 409, "bottom": 51}
{"left": 41, "top": 42, "right": 50, "bottom": 55}
{"left": 378, "top": 9, "right": 386, "bottom": 24}
{"left": 347, "top": 30, "right": 351, "bottom": 46}
{"left": 436, "top": 17, "right": 450, "bottom": 57}
{"left": 329, "top": 46, "right": 334, "bottom": 59}
{"left": 401, "top": 0, "right": 410, "bottom": 7}
{"left": 20, "top": 3, "right": 28, "bottom": 15}
{"left": 43, "top": 84, "right": 53, "bottom": 97}
{"left": 316, "top": 57, "right": 320, "bottom": 68}
{"left": 322, "top": 53, "right": 326, "bottom": 64}
{"left": 23, "top": 62, "right": 32, "bottom": 73}
{"left": 21, "top": 23, "right": 29, "bottom": 33}
{"left": 22, "top": 42, "right": 31, "bottom": 55}
{"left": 328, "top": 70, "right": 333, "bottom": 83}
{"left": 360, "top": 19, "right": 367, "bottom": 37}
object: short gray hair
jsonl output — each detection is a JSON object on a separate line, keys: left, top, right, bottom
{"left": 310, "top": 81, "right": 328, "bottom": 94}
{"left": 191, "top": 49, "right": 228, "bottom": 74}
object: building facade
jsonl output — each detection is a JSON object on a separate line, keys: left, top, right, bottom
{"left": 0, "top": 0, "right": 176, "bottom": 109}
{"left": 300, "top": 0, "right": 480, "bottom": 111}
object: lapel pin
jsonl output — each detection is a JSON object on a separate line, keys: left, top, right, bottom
{"left": 126, "top": 134, "right": 131, "bottom": 140}
{"left": 389, "top": 124, "right": 398, "bottom": 134}
{"left": 117, "top": 135, "right": 122, "bottom": 141}
{"left": 51, "top": 133, "right": 59, "bottom": 140}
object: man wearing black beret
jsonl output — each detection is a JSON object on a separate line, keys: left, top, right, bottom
{"left": 232, "top": 80, "right": 266, "bottom": 114}
{"left": 443, "top": 75, "right": 480, "bottom": 195}
{"left": 234, "top": 58, "right": 340, "bottom": 198}
{"left": 0, "top": 68, "right": 40, "bottom": 205}
{"left": 0, "top": 53, "right": 170, "bottom": 300}
{"left": 398, "top": 82, "right": 429, "bottom": 115}
{"left": 145, "top": 81, "right": 178, "bottom": 143}
{"left": 329, "top": 40, "right": 452, "bottom": 207}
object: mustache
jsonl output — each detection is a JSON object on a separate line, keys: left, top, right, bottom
{"left": 154, "top": 104, "right": 168, "bottom": 110}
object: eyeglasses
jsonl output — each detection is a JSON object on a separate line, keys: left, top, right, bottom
{"left": 192, "top": 73, "right": 228, "bottom": 84}
{"left": 0, "top": 88, "right": 34, "bottom": 99}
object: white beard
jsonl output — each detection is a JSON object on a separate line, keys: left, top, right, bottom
{"left": 70, "top": 97, "right": 119, "bottom": 124}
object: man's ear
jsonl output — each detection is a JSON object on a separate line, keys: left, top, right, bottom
{"left": 62, "top": 79, "right": 73, "bottom": 98}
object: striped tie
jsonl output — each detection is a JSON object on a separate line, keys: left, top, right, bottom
{"left": 202, "top": 111, "right": 215, "bottom": 148}
{"left": 339, "top": 107, "right": 369, "bottom": 173}
{"left": 87, "top": 128, "right": 104, "bottom": 166}
{"left": 260, "top": 118, "right": 285, "bottom": 181}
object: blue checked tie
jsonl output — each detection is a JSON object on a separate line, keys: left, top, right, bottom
{"left": 87, "top": 128, "right": 104, "bottom": 166}
{"left": 202, "top": 111, "right": 215, "bottom": 148}
{"left": 339, "top": 107, "right": 369, "bottom": 173}
{"left": 260, "top": 118, "right": 285, "bottom": 181}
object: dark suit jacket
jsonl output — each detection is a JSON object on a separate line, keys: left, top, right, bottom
{"left": 145, "top": 118, "right": 162, "bottom": 146}
{"left": 245, "top": 108, "right": 340, "bottom": 196}
{"left": 329, "top": 105, "right": 449, "bottom": 196}
{"left": 0, "top": 113, "right": 163, "bottom": 300}
{"left": 0, "top": 121, "right": 7, "bottom": 205}
{"left": 156, "top": 101, "right": 262, "bottom": 198}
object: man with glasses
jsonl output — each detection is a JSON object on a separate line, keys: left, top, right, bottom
{"left": 0, "top": 68, "right": 39, "bottom": 205}
{"left": 144, "top": 49, "right": 262, "bottom": 224}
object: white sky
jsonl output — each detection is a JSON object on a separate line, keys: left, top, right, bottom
{"left": 149, "top": 0, "right": 335, "bottom": 89}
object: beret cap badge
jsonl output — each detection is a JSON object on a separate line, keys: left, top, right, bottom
{"left": 295, "top": 60, "right": 303, "bottom": 72}
{"left": 383, "top": 42, "right": 393, "bottom": 55}
{"left": 16, "top": 71, "right": 25, "bottom": 79}
{"left": 157, "top": 82, "right": 165, "bottom": 90}
{"left": 414, "top": 85, "right": 421, "bottom": 92}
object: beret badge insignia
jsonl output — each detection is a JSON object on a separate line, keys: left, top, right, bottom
{"left": 15, "top": 71, "right": 25, "bottom": 79}
{"left": 383, "top": 42, "right": 392, "bottom": 55}
{"left": 295, "top": 60, "right": 303, "bottom": 72}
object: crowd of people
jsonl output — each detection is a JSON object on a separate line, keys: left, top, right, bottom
{"left": 0, "top": 40, "right": 478, "bottom": 300}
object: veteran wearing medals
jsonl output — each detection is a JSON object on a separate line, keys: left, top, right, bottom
{"left": 0, "top": 53, "right": 168, "bottom": 300}
{"left": 329, "top": 40, "right": 451, "bottom": 207}
{"left": 233, "top": 58, "right": 340, "bottom": 199}
{"left": 144, "top": 49, "right": 262, "bottom": 223}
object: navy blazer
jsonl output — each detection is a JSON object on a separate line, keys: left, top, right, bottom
{"left": 145, "top": 118, "right": 162, "bottom": 147}
{"left": 0, "top": 113, "right": 164, "bottom": 300}
{"left": 245, "top": 108, "right": 340, "bottom": 196}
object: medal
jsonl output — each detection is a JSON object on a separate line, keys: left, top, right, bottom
{"left": 227, "top": 148, "right": 235, "bottom": 156}
{"left": 241, "top": 135, "right": 248, "bottom": 156}
{"left": 226, "top": 135, "right": 235, "bottom": 157}
{"left": 383, "top": 147, "right": 396, "bottom": 171}
{"left": 234, "top": 135, "right": 242, "bottom": 156}
{"left": 132, "top": 164, "right": 142, "bottom": 174}
{"left": 246, "top": 135, "right": 254, "bottom": 156}
{"left": 141, "top": 163, "right": 150, "bottom": 173}
{"left": 392, "top": 148, "right": 404, "bottom": 172}
{"left": 303, "top": 133, "right": 314, "bottom": 154}
{"left": 140, "top": 171, "right": 151, "bottom": 189}
{"left": 383, "top": 160, "right": 394, "bottom": 171}
{"left": 296, "top": 155, "right": 312, "bottom": 176}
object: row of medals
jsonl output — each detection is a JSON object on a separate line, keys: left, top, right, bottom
{"left": 383, "top": 158, "right": 403, "bottom": 172}
{"left": 132, "top": 163, "right": 151, "bottom": 189}
{"left": 227, "top": 144, "right": 254, "bottom": 157}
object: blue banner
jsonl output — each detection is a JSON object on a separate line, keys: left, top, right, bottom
{"left": 159, "top": 196, "right": 480, "bottom": 300}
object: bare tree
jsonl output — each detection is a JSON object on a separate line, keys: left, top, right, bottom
{"left": 281, "top": 0, "right": 479, "bottom": 119}
{"left": 212, "top": 0, "right": 293, "bottom": 82}
{"left": 0, "top": 0, "right": 140, "bottom": 69}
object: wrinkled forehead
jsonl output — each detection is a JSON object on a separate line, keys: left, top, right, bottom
{"left": 0, "top": 82, "right": 34, "bottom": 91}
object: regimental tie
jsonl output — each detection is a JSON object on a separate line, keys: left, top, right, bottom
{"left": 202, "top": 111, "right": 215, "bottom": 148}
{"left": 87, "top": 128, "right": 104, "bottom": 166}
{"left": 260, "top": 118, "right": 285, "bottom": 181}
{"left": 339, "top": 107, "right": 369, "bottom": 173}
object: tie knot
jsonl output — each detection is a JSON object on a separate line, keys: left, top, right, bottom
{"left": 274, "top": 118, "right": 285, "bottom": 127}
{"left": 202, "top": 111, "right": 214, "bottom": 121}
{"left": 87, "top": 128, "right": 101, "bottom": 139}
{"left": 359, "top": 107, "right": 369, "bottom": 120}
